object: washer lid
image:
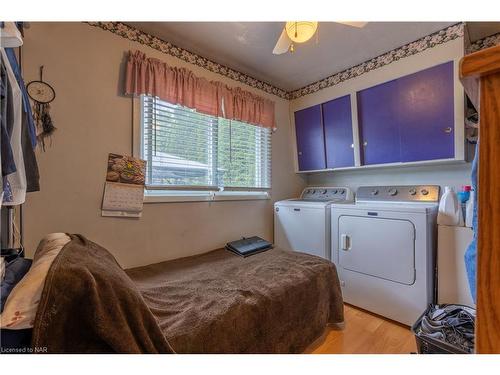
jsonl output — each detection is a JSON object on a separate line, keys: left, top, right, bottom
{"left": 275, "top": 199, "right": 331, "bottom": 208}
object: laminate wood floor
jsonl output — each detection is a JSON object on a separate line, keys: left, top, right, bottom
{"left": 305, "top": 304, "right": 417, "bottom": 354}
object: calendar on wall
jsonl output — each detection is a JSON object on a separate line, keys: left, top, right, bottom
{"left": 101, "top": 153, "right": 146, "bottom": 218}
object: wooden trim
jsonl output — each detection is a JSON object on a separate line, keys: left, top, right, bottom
{"left": 475, "top": 73, "right": 500, "bottom": 354}
{"left": 460, "top": 45, "right": 500, "bottom": 79}
{"left": 146, "top": 185, "right": 219, "bottom": 191}
{"left": 460, "top": 45, "right": 500, "bottom": 354}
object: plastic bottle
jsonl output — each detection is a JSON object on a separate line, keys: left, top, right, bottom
{"left": 458, "top": 203, "right": 465, "bottom": 226}
{"left": 465, "top": 190, "right": 475, "bottom": 228}
{"left": 437, "top": 186, "right": 460, "bottom": 226}
{"left": 457, "top": 185, "right": 471, "bottom": 227}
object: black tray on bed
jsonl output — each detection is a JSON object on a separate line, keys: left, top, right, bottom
{"left": 225, "top": 236, "right": 272, "bottom": 257}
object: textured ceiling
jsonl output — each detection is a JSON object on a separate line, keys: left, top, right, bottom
{"left": 127, "top": 22, "right": 462, "bottom": 91}
{"left": 466, "top": 22, "right": 500, "bottom": 42}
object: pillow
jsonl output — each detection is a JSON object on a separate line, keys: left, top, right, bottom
{"left": 0, "top": 233, "right": 70, "bottom": 329}
{"left": 0, "top": 257, "right": 32, "bottom": 313}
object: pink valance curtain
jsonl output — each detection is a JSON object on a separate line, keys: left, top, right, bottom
{"left": 125, "top": 51, "right": 276, "bottom": 129}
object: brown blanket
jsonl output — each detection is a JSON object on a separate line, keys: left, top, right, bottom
{"left": 127, "top": 247, "right": 344, "bottom": 353}
{"left": 31, "top": 235, "right": 174, "bottom": 353}
{"left": 32, "top": 235, "right": 343, "bottom": 353}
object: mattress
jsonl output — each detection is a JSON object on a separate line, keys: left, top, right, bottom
{"left": 126, "top": 247, "right": 344, "bottom": 353}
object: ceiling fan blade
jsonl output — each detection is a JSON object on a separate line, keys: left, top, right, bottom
{"left": 273, "top": 28, "right": 291, "bottom": 55}
{"left": 337, "top": 21, "right": 368, "bottom": 28}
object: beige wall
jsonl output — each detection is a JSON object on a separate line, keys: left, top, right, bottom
{"left": 22, "top": 22, "right": 306, "bottom": 268}
{"left": 21, "top": 23, "right": 472, "bottom": 268}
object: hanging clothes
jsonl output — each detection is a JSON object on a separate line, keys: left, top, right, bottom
{"left": 1, "top": 51, "right": 18, "bottom": 203}
{"left": 4, "top": 48, "right": 37, "bottom": 149}
{"left": 0, "top": 22, "right": 23, "bottom": 48}
{"left": 465, "top": 141, "right": 478, "bottom": 302}
{"left": 1, "top": 48, "right": 26, "bottom": 206}
{"left": 0, "top": 53, "right": 17, "bottom": 177}
{"left": 4, "top": 49, "right": 40, "bottom": 192}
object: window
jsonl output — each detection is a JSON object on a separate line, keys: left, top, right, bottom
{"left": 141, "top": 95, "right": 271, "bottom": 195}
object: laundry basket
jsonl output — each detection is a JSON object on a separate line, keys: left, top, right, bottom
{"left": 411, "top": 304, "right": 475, "bottom": 354}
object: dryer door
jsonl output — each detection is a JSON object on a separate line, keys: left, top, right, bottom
{"left": 338, "top": 216, "right": 415, "bottom": 285}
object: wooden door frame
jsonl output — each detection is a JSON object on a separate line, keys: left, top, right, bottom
{"left": 460, "top": 44, "right": 500, "bottom": 353}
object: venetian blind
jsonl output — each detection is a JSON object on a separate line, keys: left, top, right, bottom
{"left": 142, "top": 95, "right": 271, "bottom": 191}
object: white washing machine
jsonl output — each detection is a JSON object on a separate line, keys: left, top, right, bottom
{"left": 331, "top": 185, "right": 440, "bottom": 326}
{"left": 274, "top": 187, "right": 354, "bottom": 260}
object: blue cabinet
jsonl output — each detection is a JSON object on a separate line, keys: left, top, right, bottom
{"left": 396, "top": 61, "right": 455, "bottom": 162}
{"left": 357, "top": 61, "right": 455, "bottom": 165}
{"left": 357, "top": 80, "right": 401, "bottom": 165}
{"left": 294, "top": 105, "right": 326, "bottom": 171}
{"left": 294, "top": 61, "right": 457, "bottom": 172}
{"left": 322, "top": 95, "right": 355, "bottom": 168}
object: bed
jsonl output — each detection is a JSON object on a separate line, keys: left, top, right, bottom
{"left": 28, "top": 234, "right": 343, "bottom": 353}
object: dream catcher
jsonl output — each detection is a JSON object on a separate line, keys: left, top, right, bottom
{"left": 27, "top": 66, "right": 56, "bottom": 151}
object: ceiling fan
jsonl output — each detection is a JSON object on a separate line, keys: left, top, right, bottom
{"left": 273, "top": 21, "right": 368, "bottom": 54}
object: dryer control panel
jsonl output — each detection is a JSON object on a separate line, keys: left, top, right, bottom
{"left": 356, "top": 185, "right": 440, "bottom": 203}
{"left": 300, "top": 187, "right": 354, "bottom": 202}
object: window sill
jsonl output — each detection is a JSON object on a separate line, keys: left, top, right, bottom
{"left": 144, "top": 190, "right": 271, "bottom": 203}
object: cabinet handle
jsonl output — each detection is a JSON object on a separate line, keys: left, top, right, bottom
{"left": 298, "top": 151, "right": 302, "bottom": 156}
{"left": 444, "top": 127, "right": 452, "bottom": 134}
{"left": 363, "top": 141, "right": 368, "bottom": 147}
{"left": 350, "top": 143, "right": 354, "bottom": 148}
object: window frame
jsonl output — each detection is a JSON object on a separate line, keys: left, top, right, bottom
{"left": 132, "top": 97, "right": 271, "bottom": 203}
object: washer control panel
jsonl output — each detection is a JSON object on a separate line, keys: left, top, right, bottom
{"left": 356, "top": 185, "right": 440, "bottom": 203}
{"left": 300, "top": 187, "right": 354, "bottom": 202}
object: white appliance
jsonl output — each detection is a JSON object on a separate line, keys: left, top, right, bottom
{"left": 274, "top": 187, "right": 354, "bottom": 260}
{"left": 437, "top": 225, "right": 475, "bottom": 307}
{"left": 331, "top": 185, "right": 440, "bottom": 326}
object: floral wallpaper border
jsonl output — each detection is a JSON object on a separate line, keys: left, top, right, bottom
{"left": 288, "top": 23, "right": 465, "bottom": 99}
{"left": 86, "top": 22, "right": 500, "bottom": 101}
{"left": 469, "top": 31, "right": 500, "bottom": 53}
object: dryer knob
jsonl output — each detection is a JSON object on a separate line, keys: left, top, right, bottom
{"left": 371, "top": 189, "right": 379, "bottom": 195}
{"left": 322, "top": 190, "right": 327, "bottom": 194}
{"left": 409, "top": 188, "right": 417, "bottom": 196}
{"left": 421, "top": 189, "right": 429, "bottom": 196}
{"left": 388, "top": 188, "right": 398, "bottom": 196}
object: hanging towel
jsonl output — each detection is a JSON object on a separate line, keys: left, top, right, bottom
{"left": 464, "top": 140, "right": 478, "bottom": 302}
{"left": 1, "top": 48, "right": 26, "bottom": 206}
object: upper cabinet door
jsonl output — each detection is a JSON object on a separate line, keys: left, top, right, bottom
{"left": 396, "top": 61, "right": 455, "bottom": 162}
{"left": 294, "top": 105, "right": 326, "bottom": 171}
{"left": 357, "top": 79, "right": 401, "bottom": 165}
{"left": 322, "top": 95, "right": 355, "bottom": 168}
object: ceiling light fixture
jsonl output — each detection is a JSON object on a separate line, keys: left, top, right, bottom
{"left": 285, "top": 21, "right": 318, "bottom": 44}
